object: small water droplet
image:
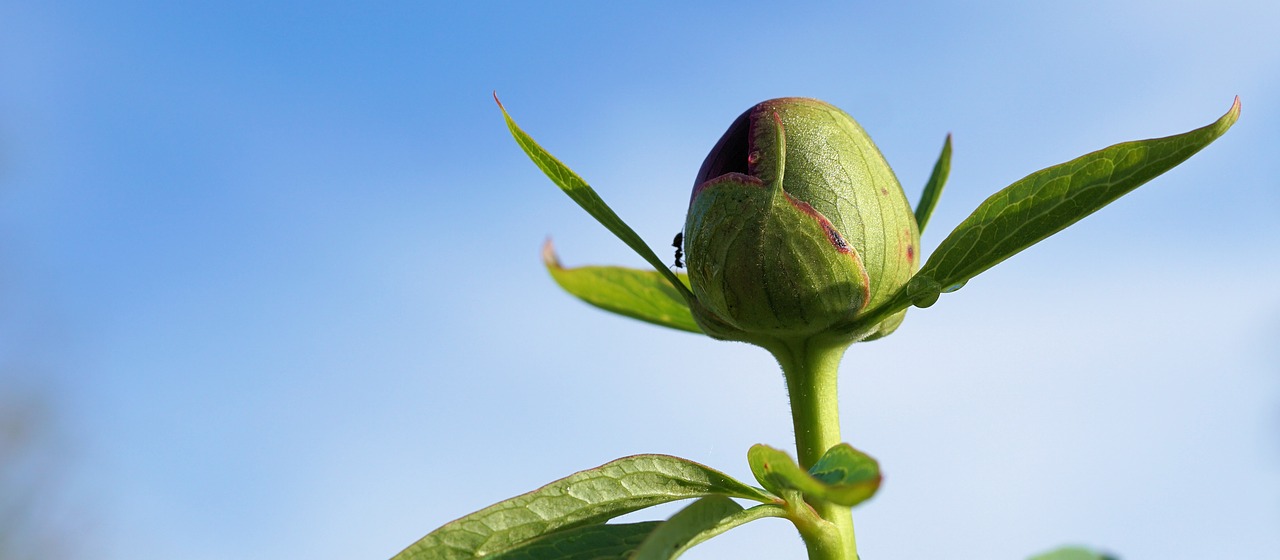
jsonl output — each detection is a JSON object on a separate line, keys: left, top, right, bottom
{"left": 747, "top": 151, "right": 760, "bottom": 165}
{"left": 941, "top": 280, "right": 967, "bottom": 293}
{"left": 906, "top": 276, "right": 941, "bottom": 308}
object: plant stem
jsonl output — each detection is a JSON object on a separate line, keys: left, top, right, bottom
{"left": 769, "top": 338, "right": 858, "bottom": 560}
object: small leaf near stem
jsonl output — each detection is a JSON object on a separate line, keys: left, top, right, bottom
{"left": 748, "top": 443, "right": 882, "bottom": 508}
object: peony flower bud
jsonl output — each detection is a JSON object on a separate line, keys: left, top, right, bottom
{"left": 683, "top": 98, "right": 919, "bottom": 346}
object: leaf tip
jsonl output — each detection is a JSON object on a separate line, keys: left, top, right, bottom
{"left": 1210, "top": 96, "right": 1242, "bottom": 134}
{"left": 541, "top": 237, "right": 562, "bottom": 269}
{"left": 494, "top": 91, "right": 516, "bottom": 124}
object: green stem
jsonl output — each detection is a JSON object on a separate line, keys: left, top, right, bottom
{"left": 768, "top": 338, "right": 858, "bottom": 560}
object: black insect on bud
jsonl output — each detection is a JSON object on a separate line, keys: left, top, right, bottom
{"left": 672, "top": 232, "right": 685, "bottom": 269}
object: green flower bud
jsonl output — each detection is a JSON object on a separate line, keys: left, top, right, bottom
{"left": 683, "top": 98, "right": 919, "bottom": 346}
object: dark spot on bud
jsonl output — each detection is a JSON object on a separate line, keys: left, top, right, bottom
{"left": 880, "top": 187, "right": 888, "bottom": 195}
{"left": 906, "top": 244, "right": 914, "bottom": 262}
{"left": 747, "top": 151, "right": 760, "bottom": 165}
{"left": 823, "top": 222, "right": 850, "bottom": 252}
{"left": 787, "top": 194, "right": 853, "bottom": 255}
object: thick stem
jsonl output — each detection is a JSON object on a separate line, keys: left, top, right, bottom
{"left": 769, "top": 338, "right": 858, "bottom": 560}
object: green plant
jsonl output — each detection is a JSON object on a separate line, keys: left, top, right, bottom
{"left": 392, "top": 94, "right": 1238, "bottom": 560}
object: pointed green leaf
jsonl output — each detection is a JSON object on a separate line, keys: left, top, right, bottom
{"left": 485, "top": 500, "right": 787, "bottom": 560}
{"left": 542, "top": 240, "right": 703, "bottom": 334}
{"left": 393, "top": 454, "right": 774, "bottom": 560}
{"left": 496, "top": 95, "right": 695, "bottom": 304}
{"left": 639, "top": 503, "right": 786, "bottom": 560}
{"left": 914, "top": 134, "right": 952, "bottom": 234}
{"left": 633, "top": 496, "right": 741, "bottom": 560}
{"left": 913, "top": 98, "right": 1239, "bottom": 303}
{"left": 747, "top": 443, "right": 882, "bottom": 507}
{"left": 1028, "top": 546, "right": 1118, "bottom": 560}
{"left": 488, "top": 522, "right": 661, "bottom": 560}
{"left": 632, "top": 498, "right": 743, "bottom": 560}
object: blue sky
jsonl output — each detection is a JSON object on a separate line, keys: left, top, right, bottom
{"left": 1, "top": 1, "right": 1277, "bottom": 558}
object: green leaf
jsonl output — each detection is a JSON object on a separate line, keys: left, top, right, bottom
{"left": 747, "top": 443, "right": 882, "bottom": 507}
{"left": 631, "top": 497, "right": 786, "bottom": 560}
{"left": 484, "top": 499, "right": 787, "bottom": 560}
{"left": 488, "top": 522, "right": 661, "bottom": 560}
{"left": 631, "top": 496, "right": 737, "bottom": 560}
{"left": 914, "top": 133, "right": 952, "bottom": 234}
{"left": 632, "top": 498, "right": 743, "bottom": 560}
{"left": 393, "top": 454, "right": 774, "bottom": 560}
{"left": 911, "top": 98, "right": 1239, "bottom": 306}
{"left": 1027, "top": 546, "right": 1118, "bottom": 560}
{"left": 496, "top": 94, "right": 695, "bottom": 304}
{"left": 542, "top": 240, "right": 703, "bottom": 334}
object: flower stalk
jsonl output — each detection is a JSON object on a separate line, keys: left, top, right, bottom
{"left": 768, "top": 338, "right": 858, "bottom": 559}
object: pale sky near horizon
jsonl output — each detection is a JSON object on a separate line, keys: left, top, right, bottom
{"left": 1, "top": 2, "right": 1277, "bottom": 559}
